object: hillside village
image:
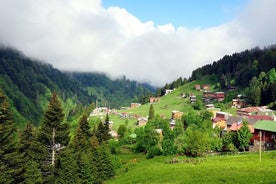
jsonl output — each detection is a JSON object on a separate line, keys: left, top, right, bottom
{"left": 90, "top": 82, "right": 276, "bottom": 152}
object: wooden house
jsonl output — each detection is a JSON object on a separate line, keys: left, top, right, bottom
{"left": 252, "top": 120, "right": 276, "bottom": 149}
{"left": 150, "top": 97, "right": 160, "bottom": 103}
{"left": 131, "top": 103, "right": 141, "bottom": 109}
{"left": 195, "top": 84, "right": 201, "bottom": 90}
{"left": 172, "top": 110, "right": 183, "bottom": 120}
{"left": 213, "top": 92, "right": 225, "bottom": 101}
{"left": 137, "top": 117, "right": 148, "bottom": 126}
{"left": 232, "top": 99, "right": 247, "bottom": 108}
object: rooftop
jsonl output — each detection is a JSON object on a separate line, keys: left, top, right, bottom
{"left": 254, "top": 120, "right": 276, "bottom": 133}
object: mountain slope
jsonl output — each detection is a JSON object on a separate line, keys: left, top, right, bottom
{"left": 0, "top": 47, "right": 154, "bottom": 126}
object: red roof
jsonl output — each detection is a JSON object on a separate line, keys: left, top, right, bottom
{"left": 249, "top": 115, "right": 274, "bottom": 121}
{"left": 212, "top": 117, "right": 225, "bottom": 122}
{"left": 230, "top": 123, "right": 254, "bottom": 133}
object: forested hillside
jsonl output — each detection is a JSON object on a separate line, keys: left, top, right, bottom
{"left": 190, "top": 45, "right": 276, "bottom": 88}
{"left": 65, "top": 72, "right": 155, "bottom": 108}
{"left": 0, "top": 47, "right": 154, "bottom": 126}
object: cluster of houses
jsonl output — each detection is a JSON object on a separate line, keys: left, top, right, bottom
{"left": 212, "top": 106, "right": 276, "bottom": 150}
{"left": 90, "top": 84, "right": 276, "bottom": 151}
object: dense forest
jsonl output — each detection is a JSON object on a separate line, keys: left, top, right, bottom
{"left": 0, "top": 47, "right": 154, "bottom": 126}
{"left": 190, "top": 45, "right": 276, "bottom": 87}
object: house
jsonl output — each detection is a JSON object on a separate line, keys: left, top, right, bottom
{"left": 232, "top": 99, "right": 247, "bottom": 108}
{"left": 131, "top": 103, "right": 141, "bottom": 109}
{"left": 170, "top": 119, "right": 176, "bottom": 129}
{"left": 150, "top": 97, "right": 160, "bottom": 103}
{"left": 203, "top": 84, "right": 210, "bottom": 91}
{"left": 195, "top": 84, "right": 201, "bottom": 90}
{"left": 206, "top": 104, "right": 215, "bottom": 109}
{"left": 172, "top": 110, "right": 183, "bottom": 120}
{"left": 213, "top": 92, "right": 225, "bottom": 101}
{"left": 165, "top": 89, "right": 174, "bottom": 95}
{"left": 230, "top": 122, "right": 255, "bottom": 133}
{"left": 190, "top": 94, "right": 196, "bottom": 103}
{"left": 137, "top": 117, "right": 148, "bottom": 126}
{"left": 212, "top": 112, "right": 231, "bottom": 130}
{"left": 252, "top": 120, "right": 276, "bottom": 148}
{"left": 203, "top": 91, "right": 214, "bottom": 98}
{"left": 226, "top": 116, "right": 258, "bottom": 132}
{"left": 236, "top": 106, "right": 274, "bottom": 118}
{"left": 249, "top": 115, "right": 274, "bottom": 121}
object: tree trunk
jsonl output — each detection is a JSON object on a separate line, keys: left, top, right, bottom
{"left": 51, "top": 127, "right": 56, "bottom": 165}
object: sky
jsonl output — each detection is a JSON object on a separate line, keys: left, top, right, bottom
{"left": 0, "top": 0, "right": 275, "bottom": 87}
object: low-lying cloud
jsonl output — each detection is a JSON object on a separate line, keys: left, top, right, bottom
{"left": 0, "top": 0, "right": 275, "bottom": 87}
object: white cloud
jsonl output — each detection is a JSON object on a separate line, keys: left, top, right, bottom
{"left": 0, "top": 0, "right": 275, "bottom": 87}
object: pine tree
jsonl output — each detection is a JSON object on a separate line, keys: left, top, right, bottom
{"left": 103, "top": 113, "right": 111, "bottom": 141}
{"left": 73, "top": 114, "right": 92, "bottom": 150}
{"left": 148, "top": 104, "right": 155, "bottom": 120}
{"left": 0, "top": 88, "right": 22, "bottom": 183}
{"left": 38, "top": 93, "right": 69, "bottom": 181}
{"left": 18, "top": 123, "right": 45, "bottom": 183}
{"left": 96, "top": 113, "right": 111, "bottom": 144}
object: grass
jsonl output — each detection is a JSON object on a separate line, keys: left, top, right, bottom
{"left": 107, "top": 151, "right": 276, "bottom": 184}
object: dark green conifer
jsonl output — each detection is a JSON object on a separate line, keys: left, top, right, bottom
{"left": 18, "top": 122, "right": 45, "bottom": 183}
{"left": 38, "top": 93, "right": 69, "bottom": 182}
{"left": 73, "top": 114, "right": 92, "bottom": 150}
{"left": 0, "top": 88, "right": 22, "bottom": 183}
{"left": 148, "top": 104, "right": 155, "bottom": 120}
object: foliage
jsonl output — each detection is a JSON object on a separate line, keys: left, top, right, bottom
{"left": 18, "top": 123, "right": 45, "bottom": 183}
{"left": 0, "top": 88, "right": 22, "bottom": 183}
{"left": 237, "top": 121, "right": 252, "bottom": 151}
{"left": 148, "top": 104, "right": 155, "bottom": 120}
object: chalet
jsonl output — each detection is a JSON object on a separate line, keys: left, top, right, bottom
{"left": 190, "top": 94, "right": 196, "bottom": 103}
{"left": 137, "top": 117, "right": 148, "bottom": 126}
{"left": 226, "top": 116, "right": 258, "bottom": 132}
{"left": 165, "top": 89, "right": 174, "bottom": 95}
{"left": 213, "top": 92, "right": 225, "bottom": 102}
{"left": 230, "top": 122, "right": 255, "bottom": 133}
{"left": 131, "top": 103, "right": 141, "bottom": 109}
{"left": 203, "top": 91, "right": 214, "bottom": 98}
{"left": 252, "top": 120, "right": 276, "bottom": 149}
{"left": 212, "top": 112, "right": 231, "bottom": 130}
{"left": 195, "top": 84, "right": 201, "bottom": 90}
{"left": 172, "top": 110, "right": 183, "bottom": 120}
{"left": 150, "top": 97, "right": 160, "bottom": 103}
{"left": 232, "top": 99, "right": 247, "bottom": 108}
{"left": 205, "top": 104, "right": 215, "bottom": 109}
{"left": 203, "top": 84, "right": 210, "bottom": 91}
{"left": 170, "top": 119, "right": 176, "bottom": 129}
{"left": 237, "top": 106, "right": 274, "bottom": 118}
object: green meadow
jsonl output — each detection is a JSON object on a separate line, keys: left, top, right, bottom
{"left": 107, "top": 151, "right": 276, "bottom": 184}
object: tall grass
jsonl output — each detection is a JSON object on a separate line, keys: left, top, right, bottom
{"left": 107, "top": 151, "right": 276, "bottom": 184}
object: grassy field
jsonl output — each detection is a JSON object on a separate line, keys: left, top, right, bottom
{"left": 107, "top": 151, "right": 276, "bottom": 184}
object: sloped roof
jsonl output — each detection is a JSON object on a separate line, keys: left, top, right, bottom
{"left": 254, "top": 120, "right": 276, "bottom": 133}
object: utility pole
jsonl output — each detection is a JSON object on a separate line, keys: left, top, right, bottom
{"left": 259, "top": 130, "right": 262, "bottom": 162}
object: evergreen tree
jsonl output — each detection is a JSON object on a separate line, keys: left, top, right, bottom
{"left": 148, "top": 104, "right": 155, "bottom": 120}
{"left": 104, "top": 113, "right": 111, "bottom": 141}
{"left": 18, "top": 123, "right": 45, "bottom": 183}
{"left": 96, "top": 113, "right": 111, "bottom": 144}
{"left": 0, "top": 88, "right": 22, "bottom": 183}
{"left": 73, "top": 114, "right": 92, "bottom": 150}
{"left": 38, "top": 93, "right": 69, "bottom": 181}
